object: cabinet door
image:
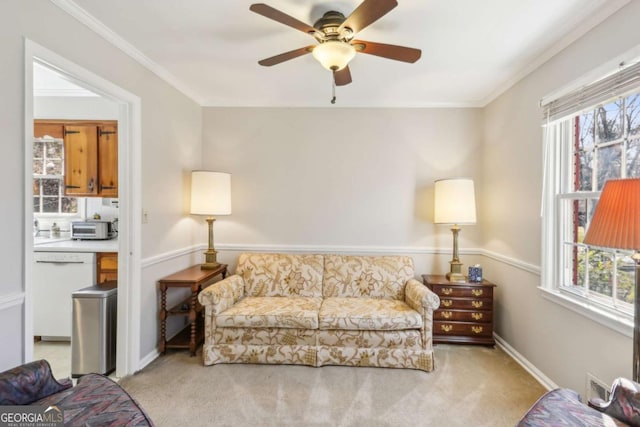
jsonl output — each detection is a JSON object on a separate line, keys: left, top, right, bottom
{"left": 97, "top": 252, "right": 118, "bottom": 285}
{"left": 98, "top": 125, "right": 118, "bottom": 197}
{"left": 64, "top": 125, "right": 98, "bottom": 196}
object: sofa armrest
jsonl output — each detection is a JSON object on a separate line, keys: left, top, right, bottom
{"left": 588, "top": 377, "right": 640, "bottom": 426}
{"left": 198, "top": 274, "right": 245, "bottom": 315}
{"left": 0, "top": 359, "right": 72, "bottom": 405}
{"left": 405, "top": 279, "right": 440, "bottom": 314}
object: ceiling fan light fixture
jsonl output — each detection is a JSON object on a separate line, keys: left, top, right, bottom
{"left": 312, "top": 40, "right": 356, "bottom": 71}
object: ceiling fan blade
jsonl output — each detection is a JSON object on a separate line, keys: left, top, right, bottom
{"left": 352, "top": 40, "right": 421, "bottom": 63}
{"left": 334, "top": 66, "right": 352, "bottom": 86}
{"left": 250, "top": 3, "right": 318, "bottom": 37}
{"left": 338, "top": 0, "right": 398, "bottom": 34}
{"left": 258, "top": 46, "right": 314, "bottom": 66}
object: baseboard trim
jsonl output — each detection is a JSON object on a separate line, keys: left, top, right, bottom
{"left": 0, "top": 293, "right": 25, "bottom": 311}
{"left": 494, "top": 333, "right": 557, "bottom": 391}
{"left": 137, "top": 348, "right": 160, "bottom": 373}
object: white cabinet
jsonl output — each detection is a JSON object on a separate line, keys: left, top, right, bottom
{"left": 33, "top": 252, "right": 96, "bottom": 339}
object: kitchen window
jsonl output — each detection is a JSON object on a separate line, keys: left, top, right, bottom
{"left": 541, "top": 58, "right": 640, "bottom": 327}
{"left": 33, "top": 136, "right": 78, "bottom": 214}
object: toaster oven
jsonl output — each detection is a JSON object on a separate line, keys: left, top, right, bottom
{"left": 71, "top": 220, "right": 116, "bottom": 240}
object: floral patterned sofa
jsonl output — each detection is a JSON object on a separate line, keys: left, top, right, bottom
{"left": 198, "top": 253, "right": 441, "bottom": 372}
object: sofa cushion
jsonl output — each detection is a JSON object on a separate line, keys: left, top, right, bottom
{"left": 217, "top": 297, "right": 322, "bottom": 329}
{"left": 322, "top": 255, "right": 414, "bottom": 300}
{"left": 319, "top": 297, "right": 423, "bottom": 331}
{"left": 237, "top": 253, "right": 324, "bottom": 298}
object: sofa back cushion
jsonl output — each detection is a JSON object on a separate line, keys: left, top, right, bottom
{"left": 237, "top": 253, "right": 324, "bottom": 297}
{"left": 322, "top": 255, "right": 414, "bottom": 300}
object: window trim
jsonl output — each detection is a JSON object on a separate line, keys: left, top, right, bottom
{"left": 539, "top": 286, "right": 632, "bottom": 338}
{"left": 541, "top": 105, "right": 637, "bottom": 334}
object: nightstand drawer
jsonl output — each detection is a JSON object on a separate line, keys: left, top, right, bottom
{"left": 433, "top": 284, "right": 493, "bottom": 299}
{"left": 435, "top": 309, "right": 492, "bottom": 323}
{"left": 438, "top": 297, "right": 492, "bottom": 310}
{"left": 435, "top": 321, "right": 493, "bottom": 337}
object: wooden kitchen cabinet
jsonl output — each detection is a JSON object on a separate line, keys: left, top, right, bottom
{"left": 33, "top": 120, "right": 118, "bottom": 197}
{"left": 98, "top": 125, "right": 118, "bottom": 197}
{"left": 34, "top": 122, "right": 64, "bottom": 139}
{"left": 97, "top": 252, "right": 118, "bottom": 284}
{"left": 64, "top": 124, "right": 99, "bottom": 196}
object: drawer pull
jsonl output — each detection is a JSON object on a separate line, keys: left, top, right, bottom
{"left": 441, "top": 288, "right": 453, "bottom": 295}
{"left": 471, "top": 326, "right": 483, "bottom": 334}
{"left": 441, "top": 324, "right": 453, "bottom": 332}
{"left": 472, "top": 301, "right": 483, "bottom": 308}
{"left": 471, "top": 312, "right": 484, "bottom": 321}
{"left": 441, "top": 311, "right": 453, "bottom": 319}
{"left": 472, "top": 289, "right": 483, "bottom": 297}
{"left": 441, "top": 300, "right": 453, "bottom": 307}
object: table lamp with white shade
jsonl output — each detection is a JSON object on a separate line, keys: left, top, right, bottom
{"left": 434, "top": 178, "right": 477, "bottom": 283}
{"left": 190, "top": 171, "right": 231, "bottom": 270}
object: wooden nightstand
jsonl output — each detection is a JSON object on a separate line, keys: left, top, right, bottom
{"left": 159, "top": 264, "right": 227, "bottom": 356}
{"left": 422, "top": 274, "right": 496, "bottom": 346}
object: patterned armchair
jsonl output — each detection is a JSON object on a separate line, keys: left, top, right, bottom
{"left": 198, "top": 253, "right": 440, "bottom": 372}
{"left": 0, "top": 359, "right": 153, "bottom": 426}
{"left": 517, "top": 378, "right": 640, "bottom": 426}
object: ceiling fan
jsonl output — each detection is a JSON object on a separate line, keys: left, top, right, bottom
{"left": 249, "top": 0, "right": 421, "bottom": 90}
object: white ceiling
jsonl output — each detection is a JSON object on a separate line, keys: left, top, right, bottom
{"left": 62, "top": 0, "right": 628, "bottom": 107}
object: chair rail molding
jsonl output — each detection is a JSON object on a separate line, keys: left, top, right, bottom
{"left": 0, "top": 293, "right": 24, "bottom": 311}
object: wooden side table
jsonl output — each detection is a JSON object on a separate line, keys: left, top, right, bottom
{"left": 159, "top": 264, "right": 227, "bottom": 356}
{"left": 422, "top": 274, "right": 496, "bottom": 346}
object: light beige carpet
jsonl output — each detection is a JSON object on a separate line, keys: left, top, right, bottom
{"left": 120, "top": 344, "right": 546, "bottom": 427}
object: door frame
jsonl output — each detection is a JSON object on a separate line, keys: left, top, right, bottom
{"left": 24, "top": 39, "right": 142, "bottom": 377}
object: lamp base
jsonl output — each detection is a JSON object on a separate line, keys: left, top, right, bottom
{"left": 446, "top": 260, "right": 467, "bottom": 283}
{"left": 200, "top": 249, "right": 220, "bottom": 270}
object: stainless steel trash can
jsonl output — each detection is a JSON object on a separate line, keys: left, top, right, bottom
{"left": 71, "top": 284, "right": 117, "bottom": 377}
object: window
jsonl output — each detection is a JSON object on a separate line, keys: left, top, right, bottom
{"left": 33, "top": 137, "right": 77, "bottom": 214}
{"left": 541, "top": 59, "right": 640, "bottom": 322}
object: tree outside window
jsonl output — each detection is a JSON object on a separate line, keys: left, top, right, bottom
{"left": 33, "top": 138, "right": 77, "bottom": 214}
{"left": 563, "top": 94, "right": 640, "bottom": 310}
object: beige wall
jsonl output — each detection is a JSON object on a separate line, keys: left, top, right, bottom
{"left": 0, "top": 2, "right": 202, "bottom": 369}
{"left": 482, "top": 0, "right": 640, "bottom": 395}
{"left": 201, "top": 107, "right": 483, "bottom": 265}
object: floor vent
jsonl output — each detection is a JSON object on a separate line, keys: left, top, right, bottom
{"left": 586, "top": 373, "right": 610, "bottom": 402}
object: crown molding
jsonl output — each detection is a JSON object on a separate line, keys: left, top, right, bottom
{"left": 479, "top": 0, "right": 631, "bottom": 107}
{"left": 50, "top": 0, "right": 205, "bottom": 105}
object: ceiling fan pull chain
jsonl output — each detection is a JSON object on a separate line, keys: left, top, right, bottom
{"left": 331, "top": 71, "right": 337, "bottom": 104}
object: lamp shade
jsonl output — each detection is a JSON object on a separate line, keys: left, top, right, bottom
{"left": 190, "top": 171, "right": 231, "bottom": 216}
{"left": 434, "top": 178, "right": 477, "bottom": 225}
{"left": 583, "top": 178, "right": 640, "bottom": 250}
{"left": 312, "top": 40, "right": 356, "bottom": 71}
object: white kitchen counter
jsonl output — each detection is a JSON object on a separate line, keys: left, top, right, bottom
{"left": 34, "top": 236, "right": 118, "bottom": 253}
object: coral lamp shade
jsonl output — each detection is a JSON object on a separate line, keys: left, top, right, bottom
{"left": 434, "top": 178, "right": 477, "bottom": 225}
{"left": 190, "top": 171, "right": 232, "bottom": 216}
{"left": 583, "top": 178, "right": 640, "bottom": 250}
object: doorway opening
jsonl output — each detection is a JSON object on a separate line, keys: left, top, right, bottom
{"left": 24, "top": 40, "right": 142, "bottom": 378}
